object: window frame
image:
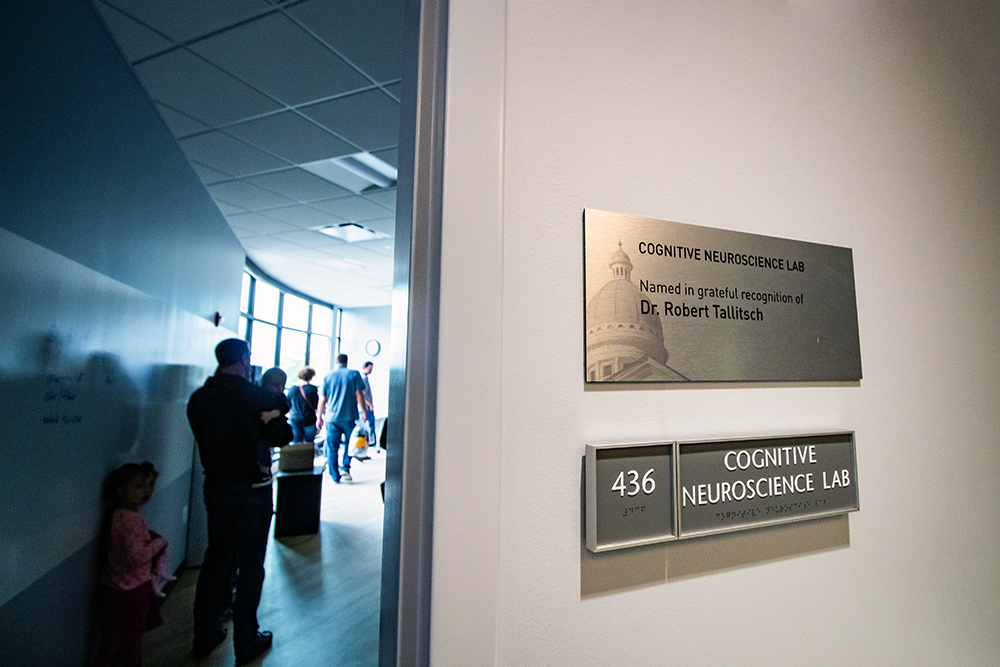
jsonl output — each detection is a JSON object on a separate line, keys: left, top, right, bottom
{"left": 239, "top": 264, "right": 340, "bottom": 378}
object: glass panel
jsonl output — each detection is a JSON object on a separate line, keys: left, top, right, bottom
{"left": 282, "top": 293, "right": 310, "bottom": 331}
{"left": 240, "top": 272, "right": 252, "bottom": 314}
{"left": 279, "top": 329, "right": 308, "bottom": 385}
{"left": 250, "top": 321, "right": 277, "bottom": 369}
{"left": 310, "top": 335, "right": 331, "bottom": 376}
{"left": 238, "top": 316, "right": 248, "bottom": 340}
{"left": 254, "top": 281, "right": 280, "bottom": 324}
{"left": 311, "top": 305, "right": 333, "bottom": 335}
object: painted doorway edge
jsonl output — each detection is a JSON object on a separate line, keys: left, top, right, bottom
{"left": 379, "top": 0, "right": 448, "bottom": 666}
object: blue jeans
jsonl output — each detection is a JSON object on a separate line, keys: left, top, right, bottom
{"left": 291, "top": 422, "right": 317, "bottom": 444}
{"left": 194, "top": 484, "right": 273, "bottom": 654}
{"left": 325, "top": 420, "right": 353, "bottom": 480}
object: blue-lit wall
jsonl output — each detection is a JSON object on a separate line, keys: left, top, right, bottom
{"left": 0, "top": 2, "right": 246, "bottom": 664}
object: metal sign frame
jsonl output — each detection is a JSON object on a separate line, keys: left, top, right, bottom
{"left": 585, "top": 432, "right": 859, "bottom": 552}
{"left": 583, "top": 209, "right": 863, "bottom": 383}
{"left": 585, "top": 441, "right": 678, "bottom": 552}
{"left": 675, "top": 431, "right": 859, "bottom": 539}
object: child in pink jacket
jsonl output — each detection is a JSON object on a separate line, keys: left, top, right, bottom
{"left": 94, "top": 462, "right": 174, "bottom": 667}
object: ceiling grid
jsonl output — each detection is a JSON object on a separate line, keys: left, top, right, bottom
{"left": 93, "top": 0, "right": 404, "bottom": 307}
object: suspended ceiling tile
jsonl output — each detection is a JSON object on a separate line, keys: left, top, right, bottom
{"left": 363, "top": 216, "right": 396, "bottom": 236}
{"left": 245, "top": 168, "right": 351, "bottom": 203}
{"left": 301, "top": 89, "right": 400, "bottom": 151}
{"left": 225, "top": 112, "right": 356, "bottom": 164}
{"left": 267, "top": 264, "right": 328, "bottom": 285}
{"left": 154, "top": 103, "right": 210, "bottom": 137}
{"left": 350, "top": 238, "right": 395, "bottom": 257}
{"left": 98, "top": 0, "right": 405, "bottom": 309}
{"left": 258, "top": 204, "right": 345, "bottom": 228}
{"left": 255, "top": 264, "right": 392, "bottom": 307}
{"left": 269, "top": 264, "right": 342, "bottom": 288}
{"left": 363, "top": 188, "right": 396, "bottom": 210}
{"left": 241, "top": 236, "right": 304, "bottom": 253}
{"left": 348, "top": 253, "right": 393, "bottom": 274}
{"left": 133, "top": 48, "right": 281, "bottom": 125}
{"left": 189, "top": 12, "right": 370, "bottom": 106}
{"left": 288, "top": 0, "right": 404, "bottom": 84}
{"left": 315, "top": 257, "right": 370, "bottom": 276}
{"left": 311, "top": 194, "right": 393, "bottom": 221}
{"left": 313, "top": 264, "right": 389, "bottom": 286}
{"left": 383, "top": 82, "right": 402, "bottom": 99}
{"left": 314, "top": 242, "right": 360, "bottom": 261}
{"left": 227, "top": 213, "right": 299, "bottom": 236}
{"left": 231, "top": 226, "right": 263, "bottom": 241}
{"left": 189, "top": 161, "right": 234, "bottom": 184}
{"left": 179, "top": 131, "right": 288, "bottom": 177}
{"left": 270, "top": 229, "right": 348, "bottom": 248}
{"left": 107, "top": 0, "right": 273, "bottom": 43}
{"left": 371, "top": 147, "right": 398, "bottom": 169}
{"left": 94, "top": 2, "right": 175, "bottom": 62}
{"left": 208, "top": 180, "right": 296, "bottom": 211}
{"left": 273, "top": 247, "right": 342, "bottom": 264}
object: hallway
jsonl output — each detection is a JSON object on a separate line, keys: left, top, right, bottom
{"left": 144, "top": 451, "right": 385, "bottom": 667}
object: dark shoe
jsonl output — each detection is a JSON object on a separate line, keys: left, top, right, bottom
{"left": 193, "top": 627, "right": 227, "bottom": 659}
{"left": 235, "top": 630, "right": 273, "bottom": 665}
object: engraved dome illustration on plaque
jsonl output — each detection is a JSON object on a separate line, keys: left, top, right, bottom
{"left": 586, "top": 243, "right": 688, "bottom": 382}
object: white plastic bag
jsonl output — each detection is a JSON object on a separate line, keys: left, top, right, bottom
{"left": 349, "top": 420, "right": 370, "bottom": 460}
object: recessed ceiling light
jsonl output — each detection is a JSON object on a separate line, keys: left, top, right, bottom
{"left": 318, "top": 222, "right": 387, "bottom": 243}
{"left": 301, "top": 152, "right": 397, "bottom": 193}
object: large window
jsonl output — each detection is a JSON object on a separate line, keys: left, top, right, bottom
{"left": 240, "top": 269, "right": 337, "bottom": 386}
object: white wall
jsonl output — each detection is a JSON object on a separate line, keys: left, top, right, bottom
{"left": 340, "top": 305, "right": 392, "bottom": 410}
{"left": 0, "top": 3, "right": 245, "bottom": 663}
{"left": 433, "top": 1, "right": 1000, "bottom": 665}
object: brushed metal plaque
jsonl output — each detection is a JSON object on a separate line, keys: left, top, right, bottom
{"left": 584, "top": 209, "right": 862, "bottom": 382}
{"left": 676, "top": 432, "right": 859, "bottom": 538}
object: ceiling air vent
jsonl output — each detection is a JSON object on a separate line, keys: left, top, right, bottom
{"left": 318, "top": 222, "right": 388, "bottom": 243}
{"left": 301, "top": 152, "right": 397, "bottom": 193}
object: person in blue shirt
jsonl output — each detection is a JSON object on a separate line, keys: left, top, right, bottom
{"left": 316, "top": 354, "right": 367, "bottom": 483}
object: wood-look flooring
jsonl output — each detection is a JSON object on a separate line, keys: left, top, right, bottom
{"left": 144, "top": 450, "right": 385, "bottom": 667}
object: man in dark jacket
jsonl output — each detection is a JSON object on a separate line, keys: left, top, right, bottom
{"left": 187, "top": 339, "right": 290, "bottom": 664}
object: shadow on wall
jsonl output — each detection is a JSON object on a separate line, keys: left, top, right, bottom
{"left": 579, "top": 455, "right": 851, "bottom": 599}
{"left": 0, "top": 333, "right": 207, "bottom": 665}
{"left": 581, "top": 515, "right": 851, "bottom": 599}
{"left": 1, "top": 346, "right": 142, "bottom": 553}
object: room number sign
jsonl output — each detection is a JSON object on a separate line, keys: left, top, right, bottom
{"left": 585, "top": 443, "right": 675, "bottom": 552}
{"left": 585, "top": 433, "right": 859, "bottom": 552}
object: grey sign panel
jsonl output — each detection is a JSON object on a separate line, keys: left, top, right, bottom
{"left": 586, "top": 443, "right": 676, "bottom": 552}
{"left": 677, "top": 432, "right": 859, "bottom": 538}
{"left": 584, "top": 209, "right": 862, "bottom": 382}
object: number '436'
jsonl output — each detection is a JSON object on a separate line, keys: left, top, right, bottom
{"left": 612, "top": 469, "right": 655, "bottom": 497}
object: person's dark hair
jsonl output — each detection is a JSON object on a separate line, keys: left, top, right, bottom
{"left": 260, "top": 367, "right": 286, "bottom": 388}
{"left": 102, "top": 462, "right": 157, "bottom": 505}
{"left": 337, "top": 354, "right": 348, "bottom": 365}
{"left": 100, "top": 462, "right": 157, "bottom": 567}
{"left": 215, "top": 338, "right": 250, "bottom": 367}
{"left": 298, "top": 367, "right": 316, "bottom": 381}
{"left": 363, "top": 361, "right": 373, "bottom": 370}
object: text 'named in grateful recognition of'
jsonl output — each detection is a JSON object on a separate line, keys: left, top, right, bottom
{"left": 584, "top": 209, "right": 862, "bottom": 383}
